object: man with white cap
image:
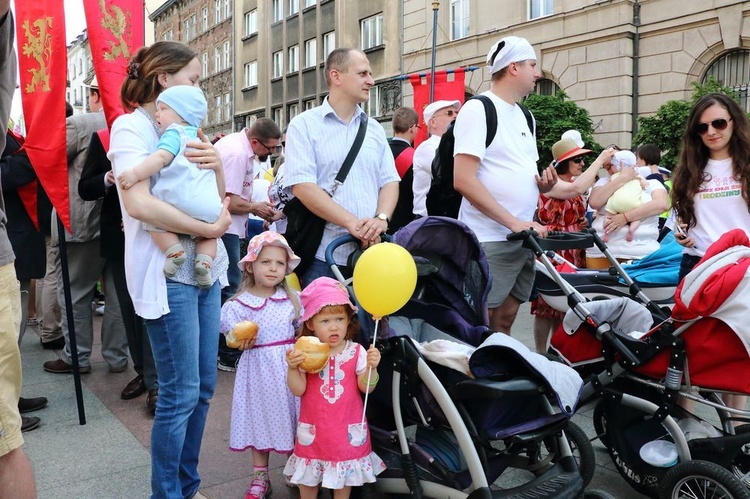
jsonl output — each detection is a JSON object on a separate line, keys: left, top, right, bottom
{"left": 412, "top": 99, "right": 461, "bottom": 217}
{"left": 453, "top": 36, "right": 589, "bottom": 335}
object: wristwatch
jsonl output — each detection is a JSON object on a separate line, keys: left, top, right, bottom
{"left": 376, "top": 213, "right": 390, "bottom": 224}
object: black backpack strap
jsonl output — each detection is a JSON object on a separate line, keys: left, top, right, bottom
{"left": 518, "top": 102, "right": 535, "bottom": 136}
{"left": 473, "top": 95, "right": 498, "bottom": 148}
{"left": 332, "top": 115, "right": 368, "bottom": 192}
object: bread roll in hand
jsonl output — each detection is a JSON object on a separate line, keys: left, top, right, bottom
{"left": 294, "top": 336, "right": 331, "bottom": 373}
{"left": 226, "top": 321, "right": 259, "bottom": 349}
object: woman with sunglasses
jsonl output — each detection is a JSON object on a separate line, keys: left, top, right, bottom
{"left": 670, "top": 92, "right": 750, "bottom": 419}
{"left": 531, "top": 138, "right": 613, "bottom": 352}
{"left": 672, "top": 93, "right": 750, "bottom": 280}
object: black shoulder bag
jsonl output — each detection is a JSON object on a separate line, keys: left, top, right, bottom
{"left": 283, "top": 116, "right": 368, "bottom": 274}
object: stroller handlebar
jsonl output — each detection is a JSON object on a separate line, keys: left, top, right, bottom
{"left": 508, "top": 230, "right": 595, "bottom": 254}
{"left": 324, "top": 234, "right": 391, "bottom": 267}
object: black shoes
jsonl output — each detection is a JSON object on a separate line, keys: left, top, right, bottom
{"left": 18, "top": 396, "right": 48, "bottom": 413}
{"left": 21, "top": 416, "right": 40, "bottom": 432}
{"left": 121, "top": 375, "right": 147, "bottom": 400}
{"left": 147, "top": 389, "right": 158, "bottom": 415}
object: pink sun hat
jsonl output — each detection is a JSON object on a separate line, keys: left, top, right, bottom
{"left": 300, "top": 277, "right": 358, "bottom": 322}
{"left": 238, "top": 231, "right": 300, "bottom": 275}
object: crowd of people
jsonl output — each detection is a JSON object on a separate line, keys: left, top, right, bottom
{"left": 1, "top": 10, "right": 750, "bottom": 498}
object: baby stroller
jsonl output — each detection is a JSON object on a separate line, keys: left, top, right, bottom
{"left": 533, "top": 230, "right": 682, "bottom": 313}
{"left": 518, "top": 228, "right": 750, "bottom": 499}
{"left": 326, "top": 217, "right": 608, "bottom": 498}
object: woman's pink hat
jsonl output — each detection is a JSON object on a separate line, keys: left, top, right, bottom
{"left": 238, "top": 231, "right": 300, "bottom": 275}
{"left": 300, "top": 277, "right": 357, "bottom": 322}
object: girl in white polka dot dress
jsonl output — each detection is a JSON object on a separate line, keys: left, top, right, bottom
{"left": 284, "top": 277, "right": 386, "bottom": 499}
{"left": 220, "top": 231, "right": 303, "bottom": 499}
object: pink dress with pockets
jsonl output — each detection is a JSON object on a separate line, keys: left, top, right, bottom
{"left": 283, "top": 341, "right": 386, "bottom": 488}
{"left": 220, "top": 288, "right": 300, "bottom": 453}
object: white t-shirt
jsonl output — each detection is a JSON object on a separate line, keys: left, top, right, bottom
{"left": 685, "top": 157, "right": 750, "bottom": 257}
{"left": 412, "top": 134, "right": 441, "bottom": 217}
{"left": 108, "top": 111, "right": 169, "bottom": 319}
{"left": 453, "top": 91, "right": 539, "bottom": 242}
{"left": 587, "top": 178, "right": 666, "bottom": 260}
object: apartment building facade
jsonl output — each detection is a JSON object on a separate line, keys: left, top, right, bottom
{"left": 402, "top": 0, "right": 750, "bottom": 151}
{"left": 67, "top": 31, "right": 94, "bottom": 115}
{"left": 234, "top": 0, "right": 403, "bottom": 134}
{"left": 150, "top": 0, "right": 235, "bottom": 138}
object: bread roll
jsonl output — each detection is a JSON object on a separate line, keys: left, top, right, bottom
{"left": 226, "top": 320, "right": 259, "bottom": 349}
{"left": 294, "top": 336, "right": 331, "bottom": 373}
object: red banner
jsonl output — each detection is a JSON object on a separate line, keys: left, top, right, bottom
{"left": 83, "top": 0, "right": 145, "bottom": 129}
{"left": 15, "top": 0, "right": 70, "bottom": 231}
{"left": 410, "top": 68, "right": 466, "bottom": 147}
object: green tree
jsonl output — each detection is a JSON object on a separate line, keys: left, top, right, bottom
{"left": 524, "top": 91, "right": 602, "bottom": 170}
{"left": 634, "top": 77, "right": 738, "bottom": 169}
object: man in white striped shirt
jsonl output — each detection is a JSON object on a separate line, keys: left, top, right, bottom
{"left": 284, "top": 48, "right": 400, "bottom": 286}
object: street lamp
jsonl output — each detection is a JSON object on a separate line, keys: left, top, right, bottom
{"left": 429, "top": 1, "right": 439, "bottom": 104}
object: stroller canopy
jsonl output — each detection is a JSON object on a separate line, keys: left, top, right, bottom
{"left": 393, "top": 217, "right": 491, "bottom": 327}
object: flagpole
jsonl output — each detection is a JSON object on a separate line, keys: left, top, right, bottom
{"left": 429, "top": 1, "right": 440, "bottom": 104}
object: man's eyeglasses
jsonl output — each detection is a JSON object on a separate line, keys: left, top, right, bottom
{"left": 410, "top": 123, "right": 423, "bottom": 130}
{"left": 255, "top": 139, "right": 281, "bottom": 155}
{"left": 435, "top": 110, "right": 456, "bottom": 118}
{"left": 695, "top": 118, "right": 732, "bottom": 135}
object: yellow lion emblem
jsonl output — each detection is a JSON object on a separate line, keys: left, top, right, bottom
{"left": 99, "top": 0, "right": 132, "bottom": 61}
{"left": 21, "top": 17, "right": 53, "bottom": 93}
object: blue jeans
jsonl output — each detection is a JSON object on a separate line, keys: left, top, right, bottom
{"left": 145, "top": 280, "right": 220, "bottom": 499}
{"left": 219, "top": 233, "right": 242, "bottom": 364}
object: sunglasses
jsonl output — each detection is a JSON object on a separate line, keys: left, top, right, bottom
{"left": 570, "top": 157, "right": 586, "bottom": 164}
{"left": 605, "top": 144, "right": 621, "bottom": 151}
{"left": 434, "top": 110, "right": 456, "bottom": 118}
{"left": 695, "top": 118, "right": 732, "bottom": 135}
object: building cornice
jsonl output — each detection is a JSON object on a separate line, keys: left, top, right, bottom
{"left": 150, "top": 0, "right": 180, "bottom": 21}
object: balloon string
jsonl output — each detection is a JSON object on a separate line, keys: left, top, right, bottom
{"left": 361, "top": 316, "right": 379, "bottom": 425}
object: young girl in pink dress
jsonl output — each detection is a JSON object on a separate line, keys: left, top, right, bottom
{"left": 284, "top": 277, "right": 386, "bottom": 499}
{"left": 220, "top": 231, "right": 303, "bottom": 499}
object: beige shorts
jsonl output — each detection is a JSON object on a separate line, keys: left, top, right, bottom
{"left": 481, "top": 240, "right": 536, "bottom": 308}
{"left": 0, "top": 262, "right": 23, "bottom": 457}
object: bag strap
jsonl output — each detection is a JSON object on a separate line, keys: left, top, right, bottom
{"left": 473, "top": 95, "right": 498, "bottom": 148}
{"left": 331, "top": 115, "right": 368, "bottom": 193}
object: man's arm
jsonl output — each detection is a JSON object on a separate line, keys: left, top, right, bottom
{"left": 227, "top": 194, "right": 275, "bottom": 220}
{"left": 454, "top": 153, "right": 547, "bottom": 235}
{"left": 357, "top": 181, "right": 398, "bottom": 243}
{"left": 78, "top": 134, "right": 110, "bottom": 201}
{"left": 547, "top": 148, "right": 616, "bottom": 199}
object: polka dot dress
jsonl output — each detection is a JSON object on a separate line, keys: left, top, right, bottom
{"left": 220, "top": 288, "right": 301, "bottom": 453}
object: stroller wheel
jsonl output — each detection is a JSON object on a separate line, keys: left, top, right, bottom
{"left": 580, "top": 490, "right": 616, "bottom": 499}
{"left": 731, "top": 424, "right": 750, "bottom": 488}
{"left": 658, "top": 460, "right": 750, "bottom": 499}
{"left": 539, "top": 421, "right": 596, "bottom": 488}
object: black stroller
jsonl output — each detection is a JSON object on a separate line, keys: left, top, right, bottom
{"left": 518, "top": 227, "right": 750, "bottom": 499}
{"left": 325, "top": 217, "right": 608, "bottom": 498}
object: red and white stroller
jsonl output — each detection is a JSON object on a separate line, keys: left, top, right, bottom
{"left": 518, "top": 229, "right": 750, "bottom": 499}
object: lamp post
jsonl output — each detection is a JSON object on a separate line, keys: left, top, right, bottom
{"left": 429, "top": 0, "right": 439, "bottom": 104}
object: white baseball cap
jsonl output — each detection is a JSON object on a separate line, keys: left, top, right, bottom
{"left": 423, "top": 100, "right": 461, "bottom": 122}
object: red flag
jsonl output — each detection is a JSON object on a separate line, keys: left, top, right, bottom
{"left": 410, "top": 68, "right": 466, "bottom": 147}
{"left": 15, "top": 0, "right": 70, "bottom": 232}
{"left": 83, "top": 0, "right": 145, "bottom": 129}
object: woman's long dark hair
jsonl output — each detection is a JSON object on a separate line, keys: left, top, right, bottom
{"left": 672, "top": 93, "right": 750, "bottom": 228}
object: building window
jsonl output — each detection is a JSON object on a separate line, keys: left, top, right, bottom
{"left": 450, "top": 0, "right": 469, "bottom": 40}
{"left": 360, "top": 14, "right": 383, "bottom": 50}
{"left": 215, "top": 0, "right": 221, "bottom": 23}
{"left": 214, "top": 96, "right": 222, "bottom": 123}
{"left": 305, "top": 99, "right": 316, "bottom": 110}
{"left": 273, "top": 51, "right": 284, "bottom": 78}
{"left": 224, "top": 0, "right": 231, "bottom": 19}
{"left": 244, "top": 61, "right": 258, "bottom": 87}
{"left": 273, "top": 107, "right": 284, "bottom": 128}
{"left": 214, "top": 46, "right": 221, "bottom": 72}
{"left": 288, "top": 102, "right": 299, "bottom": 122}
{"left": 246, "top": 114, "right": 257, "bottom": 128}
{"left": 529, "top": 0, "right": 553, "bottom": 19}
{"left": 364, "top": 85, "right": 380, "bottom": 117}
{"left": 162, "top": 29, "right": 173, "bottom": 41}
{"left": 323, "top": 31, "right": 336, "bottom": 58}
{"left": 289, "top": 0, "right": 299, "bottom": 16}
{"left": 183, "top": 19, "right": 191, "bottom": 41}
{"left": 534, "top": 78, "right": 560, "bottom": 96}
{"left": 703, "top": 50, "right": 750, "bottom": 111}
{"left": 305, "top": 0, "right": 316, "bottom": 7}
{"left": 272, "top": 0, "right": 283, "bottom": 22}
{"left": 244, "top": 10, "right": 257, "bottom": 36}
{"left": 202, "top": 8, "right": 208, "bottom": 31}
{"left": 304, "top": 38, "right": 316, "bottom": 68}
{"left": 201, "top": 52, "right": 208, "bottom": 78}
{"left": 288, "top": 45, "right": 299, "bottom": 73}
{"left": 223, "top": 40, "right": 230, "bottom": 70}
{"left": 224, "top": 92, "right": 231, "bottom": 122}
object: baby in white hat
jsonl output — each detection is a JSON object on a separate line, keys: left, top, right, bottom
{"left": 117, "top": 85, "right": 222, "bottom": 287}
{"left": 605, "top": 150, "right": 648, "bottom": 242}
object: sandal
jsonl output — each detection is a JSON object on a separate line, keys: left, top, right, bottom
{"left": 244, "top": 477, "right": 272, "bottom": 499}
{"left": 26, "top": 317, "right": 39, "bottom": 326}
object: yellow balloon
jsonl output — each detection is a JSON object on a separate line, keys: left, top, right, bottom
{"left": 285, "top": 272, "right": 301, "bottom": 292}
{"left": 353, "top": 242, "right": 417, "bottom": 318}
